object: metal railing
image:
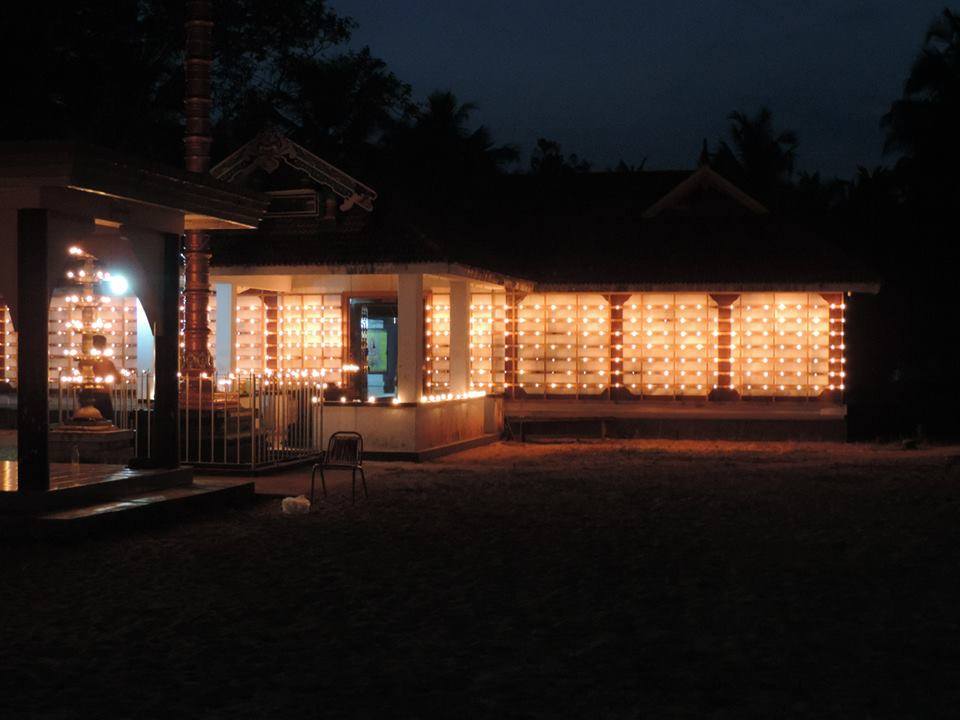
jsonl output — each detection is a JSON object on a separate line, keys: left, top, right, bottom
{"left": 179, "top": 372, "right": 325, "bottom": 470}
{"left": 43, "top": 371, "right": 325, "bottom": 471}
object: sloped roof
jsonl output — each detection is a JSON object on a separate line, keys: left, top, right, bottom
{"left": 0, "top": 141, "right": 268, "bottom": 228}
{"left": 643, "top": 165, "right": 768, "bottom": 217}
{"left": 211, "top": 169, "right": 879, "bottom": 292}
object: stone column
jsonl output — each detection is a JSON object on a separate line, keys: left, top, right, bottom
{"left": 449, "top": 280, "right": 471, "bottom": 394}
{"left": 397, "top": 273, "right": 424, "bottom": 404}
{"left": 709, "top": 293, "right": 740, "bottom": 401}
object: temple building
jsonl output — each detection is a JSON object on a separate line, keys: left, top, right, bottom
{"left": 0, "top": 130, "right": 877, "bottom": 460}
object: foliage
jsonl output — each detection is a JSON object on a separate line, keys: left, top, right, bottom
{"left": 882, "top": 8, "right": 960, "bottom": 210}
{"left": 529, "top": 138, "right": 591, "bottom": 175}
{"left": 216, "top": 48, "right": 415, "bottom": 175}
{"left": 0, "top": 0, "right": 358, "bottom": 164}
{"left": 708, "top": 107, "right": 798, "bottom": 205}
{"left": 383, "top": 91, "right": 518, "bottom": 196}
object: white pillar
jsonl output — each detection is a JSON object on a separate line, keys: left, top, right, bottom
{"left": 449, "top": 280, "right": 470, "bottom": 393}
{"left": 214, "top": 282, "right": 236, "bottom": 375}
{"left": 397, "top": 273, "right": 424, "bottom": 403}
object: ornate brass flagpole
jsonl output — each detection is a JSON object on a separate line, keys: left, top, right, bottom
{"left": 182, "top": 0, "right": 214, "bottom": 377}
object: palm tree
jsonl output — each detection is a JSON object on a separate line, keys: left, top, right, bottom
{"left": 881, "top": 9, "right": 960, "bottom": 207}
{"left": 414, "top": 91, "right": 518, "bottom": 173}
{"left": 712, "top": 107, "right": 798, "bottom": 199}
{"left": 383, "top": 91, "right": 517, "bottom": 200}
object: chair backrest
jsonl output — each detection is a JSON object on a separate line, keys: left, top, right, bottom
{"left": 326, "top": 431, "right": 363, "bottom": 466}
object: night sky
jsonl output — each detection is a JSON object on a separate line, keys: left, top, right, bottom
{"left": 337, "top": 0, "right": 946, "bottom": 177}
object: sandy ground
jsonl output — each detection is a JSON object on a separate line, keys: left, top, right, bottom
{"left": 2, "top": 439, "right": 960, "bottom": 718}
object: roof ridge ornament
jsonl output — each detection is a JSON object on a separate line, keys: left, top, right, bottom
{"left": 211, "top": 128, "right": 378, "bottom": 212}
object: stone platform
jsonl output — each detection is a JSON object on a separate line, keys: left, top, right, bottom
{"left": 48, "top": 425, "right": 136, "bottom": 464}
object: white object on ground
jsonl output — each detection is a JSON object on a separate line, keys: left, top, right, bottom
{"left": 281, "top": 495, "right": 311, "bottom": 515}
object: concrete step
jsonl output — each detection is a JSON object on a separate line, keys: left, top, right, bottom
{"left": 0, "top": 465, "right": 196, "bottom": 514}
{"left": 39, "top": 466, "right": 195, "bottom": 512}
{"left": 26, "top": 479, "right": 256, "bottom": 538}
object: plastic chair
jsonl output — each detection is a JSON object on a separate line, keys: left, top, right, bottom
{"left": 310, "top": 431, "right": 367, "bottom": 504}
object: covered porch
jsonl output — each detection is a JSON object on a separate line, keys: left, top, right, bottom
{"left": 209, "top": 262, "right": 515, "bottom": 459}
{"left": 0, "top": 142, "right": 267, "bottom": 522}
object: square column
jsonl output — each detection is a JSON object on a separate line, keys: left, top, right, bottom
{"left": 16, "top": 209, "right": 49, "bottom": 493}
{"left": 449, "top": 280, "right": 471, "bottom": 394}
{"left": 605, "top": 293, "right": 630, "bottom": 400}
{"left": 821, "top": 292, "right": 845, "bottom": 403}
{"left": 214, "top": 282, "right": 236, "bottom": 375}
{"left": 150, "top": 233, "right": 181, "bottom": 467}
{"left": 397, "top": 273, "right": 424, "bottom": 403}
{"left": 709, "top": 293, "right": 740, "bottom": 401}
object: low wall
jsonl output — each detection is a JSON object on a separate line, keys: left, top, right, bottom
{"left": 505, "top": 399, "right": 846, "bottom": 442}
{"left": 319, "top": 396, "right": 502, "bottom": 458}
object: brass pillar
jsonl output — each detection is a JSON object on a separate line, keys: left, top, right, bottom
{"left": 182, "top": 0, "right": 214, "bottom": 376}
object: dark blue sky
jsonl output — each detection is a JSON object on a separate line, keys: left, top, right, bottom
{"left": 335, "top": 0, "right": 945, "bottom": 178}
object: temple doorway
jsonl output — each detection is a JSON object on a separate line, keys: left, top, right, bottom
{"left": 348, "top": 298, "right": 398, "bottom": 400}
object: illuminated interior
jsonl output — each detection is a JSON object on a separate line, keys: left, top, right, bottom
{"left": 1, "top": 292, "right": 139, "bottom": 385}
{"left": 0, "top": 288, "right": 845, "bottom": 400}
{"left": 229, "top": 292, "right": 345, "bottom": 384}
{"left": 429, "top": 290, "right": 843, "bottom": 398}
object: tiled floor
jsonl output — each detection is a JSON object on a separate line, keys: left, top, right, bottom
{"left": 0, "top": 460, "right": 156, "bottom": 493}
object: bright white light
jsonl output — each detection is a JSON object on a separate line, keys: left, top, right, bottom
{"left": 108, "top": 274, "right": 129, "bottom": 296}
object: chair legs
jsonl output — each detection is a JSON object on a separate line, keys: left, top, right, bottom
{"left": 309, "top": 464, "right": 328, "bottom": 506}
{"left": 311, "top": 465, "right": 365, "bottom": 504}
{"left": 350, "top": 467, "right": 369, "bottom": 504}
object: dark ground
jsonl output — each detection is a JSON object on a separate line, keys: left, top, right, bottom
{"left": 2, "top": 440, "right": 959, "bottom": 719}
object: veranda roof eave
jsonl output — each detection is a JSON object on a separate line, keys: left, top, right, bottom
{"left": 0, "top": 141, "right": 269, "bottom": 229}
{"left": 531, "top": 281, "right": 881, "bottom": 294}
{"left": 211, "top": 261, "right": 537, "bottom": 292}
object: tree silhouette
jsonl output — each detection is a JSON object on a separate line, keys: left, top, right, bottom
{"left": 216, "top": 48, "right": 415, "bottom": 176}
{"left": 0, "top": 0, "right": 355, "bottom": 164}
{"left": 710, "top": 107, "right": 798, "bottom": 202}
{"left": 881, "top": 8, "right": 960, "bottom": 211}
{"left": 529, "top": 138, "right": 591, "bottom": 175}
{"left": 384, "top": 91, "right": 518, "bottom": 197}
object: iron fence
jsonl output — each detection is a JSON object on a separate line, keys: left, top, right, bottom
{"left": 46, "top": 371, "right": 325, "bottom": 471}
{"left": 179, "top": 372, "right": 325, "bottom": 470}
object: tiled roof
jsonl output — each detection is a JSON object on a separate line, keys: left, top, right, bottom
{"left": 211, "top": 171, "right": 878, "bottom": 290}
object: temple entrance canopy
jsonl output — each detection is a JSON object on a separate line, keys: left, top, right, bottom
{"left": 0, "top": 142, "right": 267, "bottom": 499}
